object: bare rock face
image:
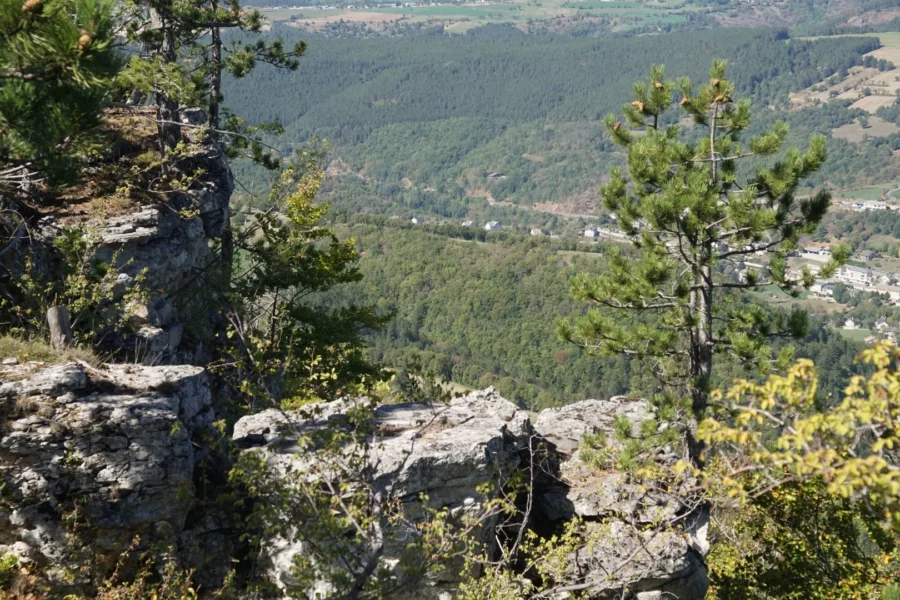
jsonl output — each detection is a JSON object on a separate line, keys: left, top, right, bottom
{"left": 534, "top": 397, "right": 655, "bottom": 455}
{"left": 233, "top": 387, "right": 532, "bottom": 598}
{"left": 0, "top": 361, "right": 217, "bottom": 590}
{"left": 234, "top": 391, "right": 708, "bottom": 600}
{"left": 90, "top": 143, "right": 233, "bottom": 364}
{"left": 534, "top": 398, "right": 709, "bottom": 600}
{"left": 0, "top": 360, "right": 706, "bottom": 600}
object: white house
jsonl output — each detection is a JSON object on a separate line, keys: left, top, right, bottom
{"left": 812, "top": 280, "right": 836, "bottom": 296}
{"left": 583, "top": 228, "right": 599, "bottom": 238}
{"left": 484, "top": 221, "right": 501, "bottom": 231}
{"left": 461, "top": 220, "right": 474, "bottom": 227}
{"left": 876, "top": 317, "right": 890, "bottom": 331}
{"left": 844, "top": 318, "right": 858, "bottom": 330}
{"left": 410, "top": 217, "right": 421, "bottom": 225}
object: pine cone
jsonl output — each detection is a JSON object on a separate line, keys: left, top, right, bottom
{"left": 631, "top": 100, "right": 645, "bottom": 112}
{"left": 613, "top": 121, "right": 622, "bottom": 132}
{"left": 21, "top": 0, "right": 41, "bottom": 13}
{"left": 654, "top": 81, "right": 664, "bottom": 89}
{"left": 679, "top": 96, "right": 690, "bottom": 106}
{"left": 711, "top": 78, "right": 721, "bottom": 86}
{"left": 77, "top": 32, "right": 92, "bottom": 52}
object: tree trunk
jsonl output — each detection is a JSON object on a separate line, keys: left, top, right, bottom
{"left": 47, "top": 306, "right": 73, "bottom": 352}
{"left": 209, "top": 8, "right": 222, "bottom": 132}
{"left": 686, "top": 102, "right": 719, "bottom": 466}
{"left": 156, "top": 19, "right": 181, "bottom": 152}
{"left": 689, "top": 249, "right": 713, "bottom": 466}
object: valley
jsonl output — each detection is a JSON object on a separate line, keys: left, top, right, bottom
{"left": 8, "top": 0, "right": 900, "bottom": 596}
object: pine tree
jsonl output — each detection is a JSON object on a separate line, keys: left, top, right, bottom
{"left": 0, "top": 0, "right": 119, "bottom": 187}
{"left": 560, "top": 61, "right": 848, "bottom": 464}
{"left": 119, "top": 0, "right": 304, "bottom": 155}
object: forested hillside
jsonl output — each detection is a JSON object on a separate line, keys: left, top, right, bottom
{"left": 226, "top": 28, "right": 890, "bottom": 214}
{"left": 316, "top": 221, "right": 866, "bottom": 409}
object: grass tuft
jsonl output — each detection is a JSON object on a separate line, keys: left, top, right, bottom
{"left": 0, "top": 335, "right": 100, "bottom": 366}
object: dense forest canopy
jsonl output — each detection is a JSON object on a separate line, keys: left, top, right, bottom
{"left": 314, "top": 221, "right": 866, "bottom": 409}
{"left": 225, "top": 28, "right": 894, "bottom": 212}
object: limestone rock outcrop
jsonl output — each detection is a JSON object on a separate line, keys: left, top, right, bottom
{"left": 0, "top": 356, "right": 707, "bottom": 599}
{"left": 534, "top": 398, "right": 709, "bottom": 600}
{"left": 90, "top": 142, "right": 233, "bottom": 363}
{"left": 233, "top": 387, "right": 532, "bottom": 599}
{"left": 0, "top": 360, "right": 217, "bottom": 589}
{"left": 234, "top": 391, "right": 708, "bottom": 600}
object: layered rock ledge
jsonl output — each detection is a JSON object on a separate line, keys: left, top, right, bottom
{"left": 0, "top": 361, "right": 217, "bottom": 589}
{"left": 0, "top": 359, "right": 707, "bottom": 599}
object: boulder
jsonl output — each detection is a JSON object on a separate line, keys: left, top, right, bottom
{"left": 0, "top": 361, "right": 217, "bottom": 590}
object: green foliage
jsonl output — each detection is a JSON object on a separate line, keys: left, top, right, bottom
{"left": 0, "top": 226, "right": 149, "bottom": 349}
{"left": 220, "top": 150, "right": 386, "bottom": 410}
{"left": 225, "top": 29, "right": 880, "bottom": 210}
{"left": 0, "top": 554, "right": 18, "bottom": 587}
{"left": 0, "top": 0, "right": 120, "bottom": 185}
{"left": 580, "top": 412, "right": 679, "bottom": 472}
{"left": 560, "top": 61, "right": 842, "bottom": 464}
{"left": 57, "top": 538, "right": 235, "bottom": 600}
{"left": 692, "top": 342, "right": 900, "bottom": 511}
{"left": 316, "top": 219, "right": 869, "bottom": 408}
{"left": 709, "top": 478, "right": 900, "bottom": 600}
{"left": 316, "top": 221, "right": 641, "bottom": 408}
{"left": 119, "top": 0, "right": 305, "bottom": 159}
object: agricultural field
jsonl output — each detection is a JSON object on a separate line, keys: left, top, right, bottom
{"left": 837, "top": 327, "right": 875, "bottom": 342}
{"left": 835, "top": 181, "right": 900, "bottom": 202}
{"left": 792, "top": 32, "right": 900, "bottom": 114}
{"left": 831, "top": 116, "right": 900, "bottom": 143}
{"left": 261, "top": 0, "right": 710, "bottom": 33}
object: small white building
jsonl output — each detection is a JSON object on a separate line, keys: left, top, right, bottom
{"left": 484, "top": 221, "right": 501, "bottom": 231}
{"left": 844, "top": 318, "right": 858, "bottom": 330}
{"left": 876, "top": 317, "right": 890, "bottom": 331}
{"left": 811, "top": 280, "right": 836, "bottom": 296}
{"left": 410, "top": 217, "right": 421, "bottom": 225}
{"left": 461, "top": 220, "right": 474, "bottom": 227}
{"left": 866, "top": 335, "right": 878, "bottom": 345}
{"left": 530, "top": 228, "right": 546, "bottom": 236}
{"left": 584, "top": 228, "right": 599, "bottom": 238}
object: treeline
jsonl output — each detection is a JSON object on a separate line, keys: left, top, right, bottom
{"left": 314, "top": 224, "right": 866, "bottom": 409}
{"left": 816, "top": 210, "right": 900, "bottom": 251}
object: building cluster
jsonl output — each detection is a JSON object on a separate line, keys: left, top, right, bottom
{"left": 838, "top": 200, "right": 896, "bottom": 212}
{"left": 842, "top": 317, "right": 896, "bottom": 345}
{"left": 582, "top": 226, "right": 629, "bottom": 242}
